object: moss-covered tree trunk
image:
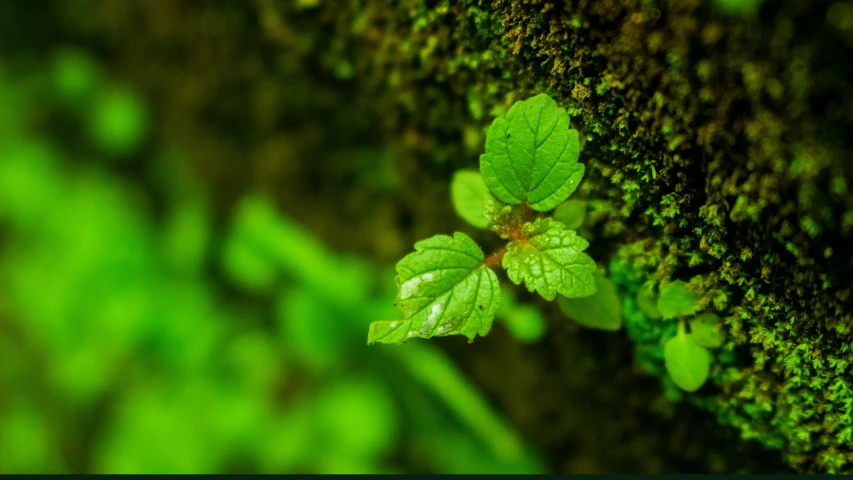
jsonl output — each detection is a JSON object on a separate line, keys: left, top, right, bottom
{"left": 53, "top": 0, "right": 853, "bottom": 473}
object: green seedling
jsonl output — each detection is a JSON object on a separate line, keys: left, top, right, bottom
{"left": 649, "top": 280, "right": 727, "bottom": 391}
{"left": 369, "top": 94, "right": 598, "bottom": 345}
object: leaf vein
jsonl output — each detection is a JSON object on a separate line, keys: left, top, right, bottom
{"left": 529, "top": 131, "right": 572, "bottom": 196}
{"left": 417, "top": 246, "right": 482, "bottom": 262}
{"left": 501, "top": 128, "right": 525, "bottom": 202}
{"left": 403, "top": 265, "right": 487, "bottom": 322}
{"left": 523, "top": 104, "right": 545, "bottom": 200}
{"left": 464, "top": 269, "right": 484, "bottom": 332}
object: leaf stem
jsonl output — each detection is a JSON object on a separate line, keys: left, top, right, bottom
{"left": 522, "top": 202, "right": 534, "bottom": 222}
{"left": 483, "top": 247, "right": 507, "bottom": 270}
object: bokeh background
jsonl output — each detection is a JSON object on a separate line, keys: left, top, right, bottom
{"left": 2, "top": 0, "right": 852, "bottom": 474}
{"left": 0, "top": 2, "right": 548, "bottom": 474}
{"left": 0, "top": 26, "right": 548, "bottom": 480}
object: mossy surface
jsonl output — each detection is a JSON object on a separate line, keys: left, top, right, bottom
{"left": 51, "top": 0, "right": 853, "bottom": 473}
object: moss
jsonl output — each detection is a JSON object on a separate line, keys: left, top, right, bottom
{"left": 59, "top": 0, "right": 853, "bottom": 473}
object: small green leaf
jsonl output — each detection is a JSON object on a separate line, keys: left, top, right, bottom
{"left": 502, "top": 305, "right": 547, "bottom": 343}
{"left": 367, "top": 232, "right": 501, "bottom": 345}
{"left": 451, "top": 169, "right": 490, "bottom": 228}
{"left": 557, "top": 271, "right": 622, "bottom": 331}
{"left": 553, "top": 199, "right": 586, "bottom": 230}
{"left": 480, "top": 94, "right": 584, "bottom": 211}
{"left": 502, "top": 218, "right": 596, "bottom": 301}
{"left": 636, "top": 280, "right": 662, "bottom": 319}
{"left": 483, "top": 194, "right": 524, "bottom": 239}
{"left": 690, "top": 312, "right": 726, "bottom": 348}
{"left": 657, "top": 280, "right": 698, "bottom": 319}
{"left": 664, "top": 329, "right": 710, "bottom": 392}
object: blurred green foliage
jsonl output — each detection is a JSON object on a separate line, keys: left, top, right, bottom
{"left": 0, "top": 49, "right": 544, "bottom": 474}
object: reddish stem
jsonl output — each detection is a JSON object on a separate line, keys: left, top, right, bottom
{"left": 483, "top": 247, "right": 507, "bottom": 269}
{"left": 522, "top": 202, "right": 534, "bottom": 222}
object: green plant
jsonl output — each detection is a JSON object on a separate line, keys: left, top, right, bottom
{"left": 640, "top": 280, "right": 726, "bottom": 392}
{"left": 368, "top": 94, "right": 601, "bottom": 345}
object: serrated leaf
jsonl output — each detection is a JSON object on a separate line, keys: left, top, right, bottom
{"left": 689, "top": 312, "right": 725, "bottom": 348}
{"left": 664, "top": 332, "right": 710, "bottom": 392}
{"left": 553, "top": 199, "right": 586, "bottom": 230}
{"left": 657, "top": 280, "right": 698, "bottom": 319}
{"left": 367, "top": 232, "right": 501, "bottom": 345}
{"left": 636, "top": 280, "right": 662, "bottom": 319}
{"left": 557, "top": 271, "right": 622, "bottom": 331}
{"left": 480, "top": 94, "right": 583, "bottom": 211}
{"left": 483, "top": 194, "right": 524, "bottom": 239}
{"left": 450, "top": 169, "right": 490, "bottom": 228}
{"left": 502, "top": 218, "right": 596, "bottom": 301}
